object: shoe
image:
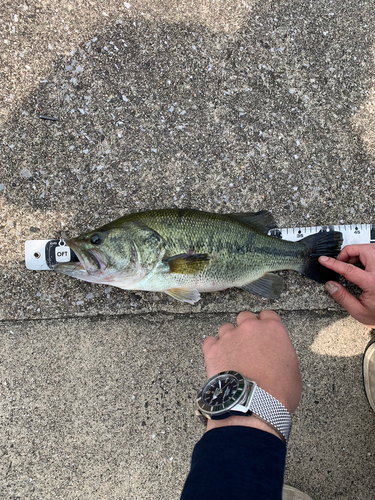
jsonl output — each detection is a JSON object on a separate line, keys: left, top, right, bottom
{"left": 282, "top": 485, "right": 313, "bottom": 500}
{"left": 363, "top": 336, "right": 375, "bottom": 413}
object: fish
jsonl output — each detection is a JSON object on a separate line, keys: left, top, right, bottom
{"left": 54, "top": 208, "right": 343, "bottom": 304}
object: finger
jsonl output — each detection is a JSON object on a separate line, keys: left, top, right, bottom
{"left": 257, "top": 309, "right": 283, "bottom": 322}
{"left": 337, "top": 250, "right": 360, "bottom": 265}
{"left": 347, "top": 256, "right": 360, "bottom": 265}
{"left": 337, "top": 245, "right": 375, "bottom": 271}
{"left": 217, "top": 322, "right": 235, "bottom": 339}
{"left": 319, "top": 256, "right": 371, "bottom": 290}
{"left": 202, "top": 336, "right": 217, "bottom": 356}
{"left": 325, "top": 281, "right": 368, "bottom": 320}
{"left": 236, "top": 311, "right": 257, "bottom": 327}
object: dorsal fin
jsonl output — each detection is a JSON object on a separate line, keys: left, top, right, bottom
{"left": 230, "top": 210, "right": 277, "bottom": 234}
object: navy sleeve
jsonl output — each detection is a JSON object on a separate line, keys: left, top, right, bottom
{"left": 180, "top": 426, "right": 286, "bottom": 500}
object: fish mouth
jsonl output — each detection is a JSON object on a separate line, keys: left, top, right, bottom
{"left": 56, "top": 240, "right": 107, "bottom": 275}
{"left": 86, "top": 249, "right": 107, "bottom": 273}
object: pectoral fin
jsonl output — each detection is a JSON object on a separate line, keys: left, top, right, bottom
{"left": 165, "top": 288, "right": 201, "bottom": 304}
{"left": 166, "top": 253, "right": 210, "bottom": 275}
{"left": 242, "top": 273, "right": 284, "bottom": 299}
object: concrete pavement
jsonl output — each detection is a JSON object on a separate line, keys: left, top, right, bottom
{"left": 0, "top": 312, "right": 374, "bottom": 499}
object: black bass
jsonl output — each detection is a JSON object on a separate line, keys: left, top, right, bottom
{"left": 54, "top": 209, "right": 343, "bottom": 304}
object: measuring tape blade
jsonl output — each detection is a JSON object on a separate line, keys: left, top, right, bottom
{"left": 268, "top": 223, "right": 375, "bottom": 246}
{"left": 25, "top": 224, "right": 375, "bottom": 271}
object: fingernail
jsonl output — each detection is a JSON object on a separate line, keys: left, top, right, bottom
{"left": 319, "top": 256, "right": 329, "bottom": 262}
{"left": 325, "top": 282, "right": 338, "bottom": 294}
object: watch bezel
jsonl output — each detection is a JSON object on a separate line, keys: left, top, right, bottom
{"left": 196, "top": 370, "right": 247, "bottom": 416}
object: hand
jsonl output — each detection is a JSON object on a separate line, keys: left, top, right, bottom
{"left": 202, "top": 311, "right": 302, "bottom": 436}
{"left": 319, "top": 244, "right": 375, "bottom": 328}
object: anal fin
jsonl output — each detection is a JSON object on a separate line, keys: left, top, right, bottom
{"left": 165, "top": 288, "right": 201, "bottom": 304}
{"left": 242, "top": 273, "right": 284, "bottom": 299}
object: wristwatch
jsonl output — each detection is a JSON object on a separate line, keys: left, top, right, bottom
{"left": 195, "top": 370, "right": 292, "bottom": 444}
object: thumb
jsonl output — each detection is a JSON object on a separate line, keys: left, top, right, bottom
{"left": 325, "top": 281, "right": 365, "bottom": 319}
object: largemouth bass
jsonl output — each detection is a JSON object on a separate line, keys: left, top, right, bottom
{"left": 54, "top": 209, "right": 343, "bottom": 304}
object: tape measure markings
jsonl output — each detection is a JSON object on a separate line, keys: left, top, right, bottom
{"left": 25, "top": 223, "right": 375, "bottom": 271}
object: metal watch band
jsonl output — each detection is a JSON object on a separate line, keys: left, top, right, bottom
{"left": 249, "top": 384, "right": 292, "bottom": 444}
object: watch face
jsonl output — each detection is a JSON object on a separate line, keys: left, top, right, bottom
{"left": 197, "top": 371, "right": 246, "bottom": 415}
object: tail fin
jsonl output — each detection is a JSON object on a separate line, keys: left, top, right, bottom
{"left": 300, "top": 231, "right": 343, "bottom": 283}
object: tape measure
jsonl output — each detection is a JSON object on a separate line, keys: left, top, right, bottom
{"left": 25, "top": 224, "right": 375, "bottom": 271}
{"left": 25, "top": 239, "right": 79, "bottom": 271}
{"left": 268, "top": 223, "right": 375, "bottom": 245}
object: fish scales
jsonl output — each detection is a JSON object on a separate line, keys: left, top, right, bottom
{"left": 102, "top": 211, "right": 292, "bottom": 288}
{"left": 54, "top": 208, "right": 343, "bottom": 303}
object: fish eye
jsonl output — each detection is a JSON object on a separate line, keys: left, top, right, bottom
{"left": 90, "top": 234, "right": 103, "bottom": 245}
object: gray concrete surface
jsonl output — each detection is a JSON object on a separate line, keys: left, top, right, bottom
{"left": 0, "top": 313, "right": 374, "bottom": 499}
{"left": 1, "top": 1, "right": 375, "bottom": 499}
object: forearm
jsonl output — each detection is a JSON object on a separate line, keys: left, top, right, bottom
{"left": 180, "top": 426, "right": 286, "bottom": 500}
